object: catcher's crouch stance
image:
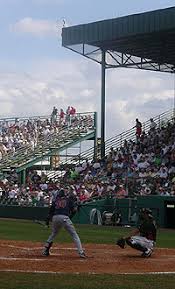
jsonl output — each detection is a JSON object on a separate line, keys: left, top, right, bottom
{"left": 116, "top": 208, "right": 157, "bottom": 257}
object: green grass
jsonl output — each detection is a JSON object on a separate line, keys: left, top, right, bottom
{"left": 1, "top": 272, "right": 175, "bottom": 289}
{"left": 0, "top": 218, "right": 175, "bottom": 248}
{"left": 0, "top": 219, "right": 174, "bottom": 289}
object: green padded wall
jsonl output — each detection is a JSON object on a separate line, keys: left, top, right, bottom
{"left": 1, "top": 196, "right": 175, "bottom": 228}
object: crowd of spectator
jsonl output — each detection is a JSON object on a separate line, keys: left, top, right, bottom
{"left": 0, "top": 116, "right": 175, "bottom": 207}
{"left": 0, "top": 106, "right": 94, "bottom": 161}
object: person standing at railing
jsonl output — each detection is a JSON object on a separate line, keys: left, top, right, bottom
{"left": 65, "top": 106, "right": 71, "bottom": 125}
{"left": 70, "top": 106, "right": 76, "bottom": 115}
{"left": 59, "top": 108, "right": 65, "bottom": 125}
{"left": 69, "top": 106, "right": 76, "bottom": 126}
{"left": 51, "top": 106, "right": 58, "bottom": 124}
{"left": 149, "top": 118, "right": 157, "bottom": 132}
{"left": 134, "top": 118, "right": 142, "bottom": 139}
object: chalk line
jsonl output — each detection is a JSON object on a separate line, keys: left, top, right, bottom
{"left": 0, "top": 269, "right": 174, "bottom": 275}
{"left": 0, "top": 244, "right": 76, "bottom": 250}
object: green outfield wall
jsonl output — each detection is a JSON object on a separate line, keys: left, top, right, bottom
{"left": 0, "top": 196, "right": 175, "bottom": 228}
{"left": 0, "top": 206, "right": 48, "bottom": 221}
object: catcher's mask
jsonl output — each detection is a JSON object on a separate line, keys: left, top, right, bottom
{"left": 139, "top": 208, "right": 153, "bottom": 221}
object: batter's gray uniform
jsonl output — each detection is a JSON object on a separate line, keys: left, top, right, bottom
{"left": 47, "top": 215, "right": 83, "bottom": 254}
{"left": 42, "top": 190, "right": 85, "bottom": 257}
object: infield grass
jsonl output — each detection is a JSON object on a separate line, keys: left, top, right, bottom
{"left": 0, "top": 218, "right": 174, "bottom": 248}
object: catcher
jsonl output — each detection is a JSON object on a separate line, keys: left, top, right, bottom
{"left": 116, "top": 208, "right": 157, "bottom": 257}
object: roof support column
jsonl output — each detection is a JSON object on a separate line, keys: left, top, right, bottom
{"left": 101, "top": 49, "right": 106, "bottom": 159}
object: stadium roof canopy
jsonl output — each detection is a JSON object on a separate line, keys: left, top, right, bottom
{"left": 62, "top": 6, "right": 175, "bottom": 157}
{"left": 62, "top": 6, "right": 175, "bottom": 73}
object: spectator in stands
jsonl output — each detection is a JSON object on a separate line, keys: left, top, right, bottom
{"left": 93, "top": 159, "right": 101, "bottom": 169}
{"left": 158, "top": 165, "right": 168, "bottom": 179}
{"left": 137, "top": 157, "right": 150, "bottom": 170}
{"left": 134, "top": 118, "right": 142, "bottom": 139}
{"left": 70, "top": 168, "right": 79, "bottom": 180}
{"left": 65, "top": 106, "right": 71, "bottom": 124}
{"left": 51, "top": 106, "right": 58, "bottom": 124}
{"left": 170, "top": 183, "right": 175, "bottom": 196}
{"left": 0, "top": 185, "right": 3, "bottom": 194}
{"left": 84, "top": 171, "right": 93, "bottom": 182}
{"left": 159, "top": 187, "right": 170, "bottom": 196}
{"left": 31, "top": 171, "right": 41, "bottom": 184}
{"left": 149, "top": 118, "right": 157, "bottom": 132}
{"left": 139, "top": 184, "right": 152, "bottom": 196}
{"left": 70, "top": 106, "right": 76, "bottom": 116}
{"left": 59, "top": 108, "right": 65, "bottom": 125}
{"left": 115, "top": 184, "right": 128, "bottom": 199}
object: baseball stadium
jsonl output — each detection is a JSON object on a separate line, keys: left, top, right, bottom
{"left": 0, "top": 5, "right": 175, "bottom": 289}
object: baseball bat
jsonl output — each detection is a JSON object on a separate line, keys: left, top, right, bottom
{"left": 33, "top": 219, "right": 49, "bottom": 228}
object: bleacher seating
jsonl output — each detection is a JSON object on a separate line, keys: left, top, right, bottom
{"left": 0, "top": 109, "right": 174, "bottom": 206}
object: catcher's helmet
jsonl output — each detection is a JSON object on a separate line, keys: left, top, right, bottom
{"left": 139, "top": 208, "right": 153, "bottom": 220}
{"left": 141, "top": 208, "right": 152, "bottom": 214}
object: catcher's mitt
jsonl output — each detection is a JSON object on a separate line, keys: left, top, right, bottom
{"left": 116, "top": 237, "right": 126, "bottom": 249}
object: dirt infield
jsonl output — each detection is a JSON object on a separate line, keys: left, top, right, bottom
{"left": 0, "top": 240, "right": 175, "bottom": 274}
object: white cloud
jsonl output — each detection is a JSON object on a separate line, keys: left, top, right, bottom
{"left": 80, "top": 89, "right": 95, "bottom": 98}
{"left": 0, "top": 60, "right": 174, "bottom": 139}
{"left": 10, "top": 17, "right": 63, "bottom": 38}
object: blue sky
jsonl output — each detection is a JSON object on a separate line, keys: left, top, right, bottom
{"left": 0, "top": 0, "right": 174, "bottom": 138}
